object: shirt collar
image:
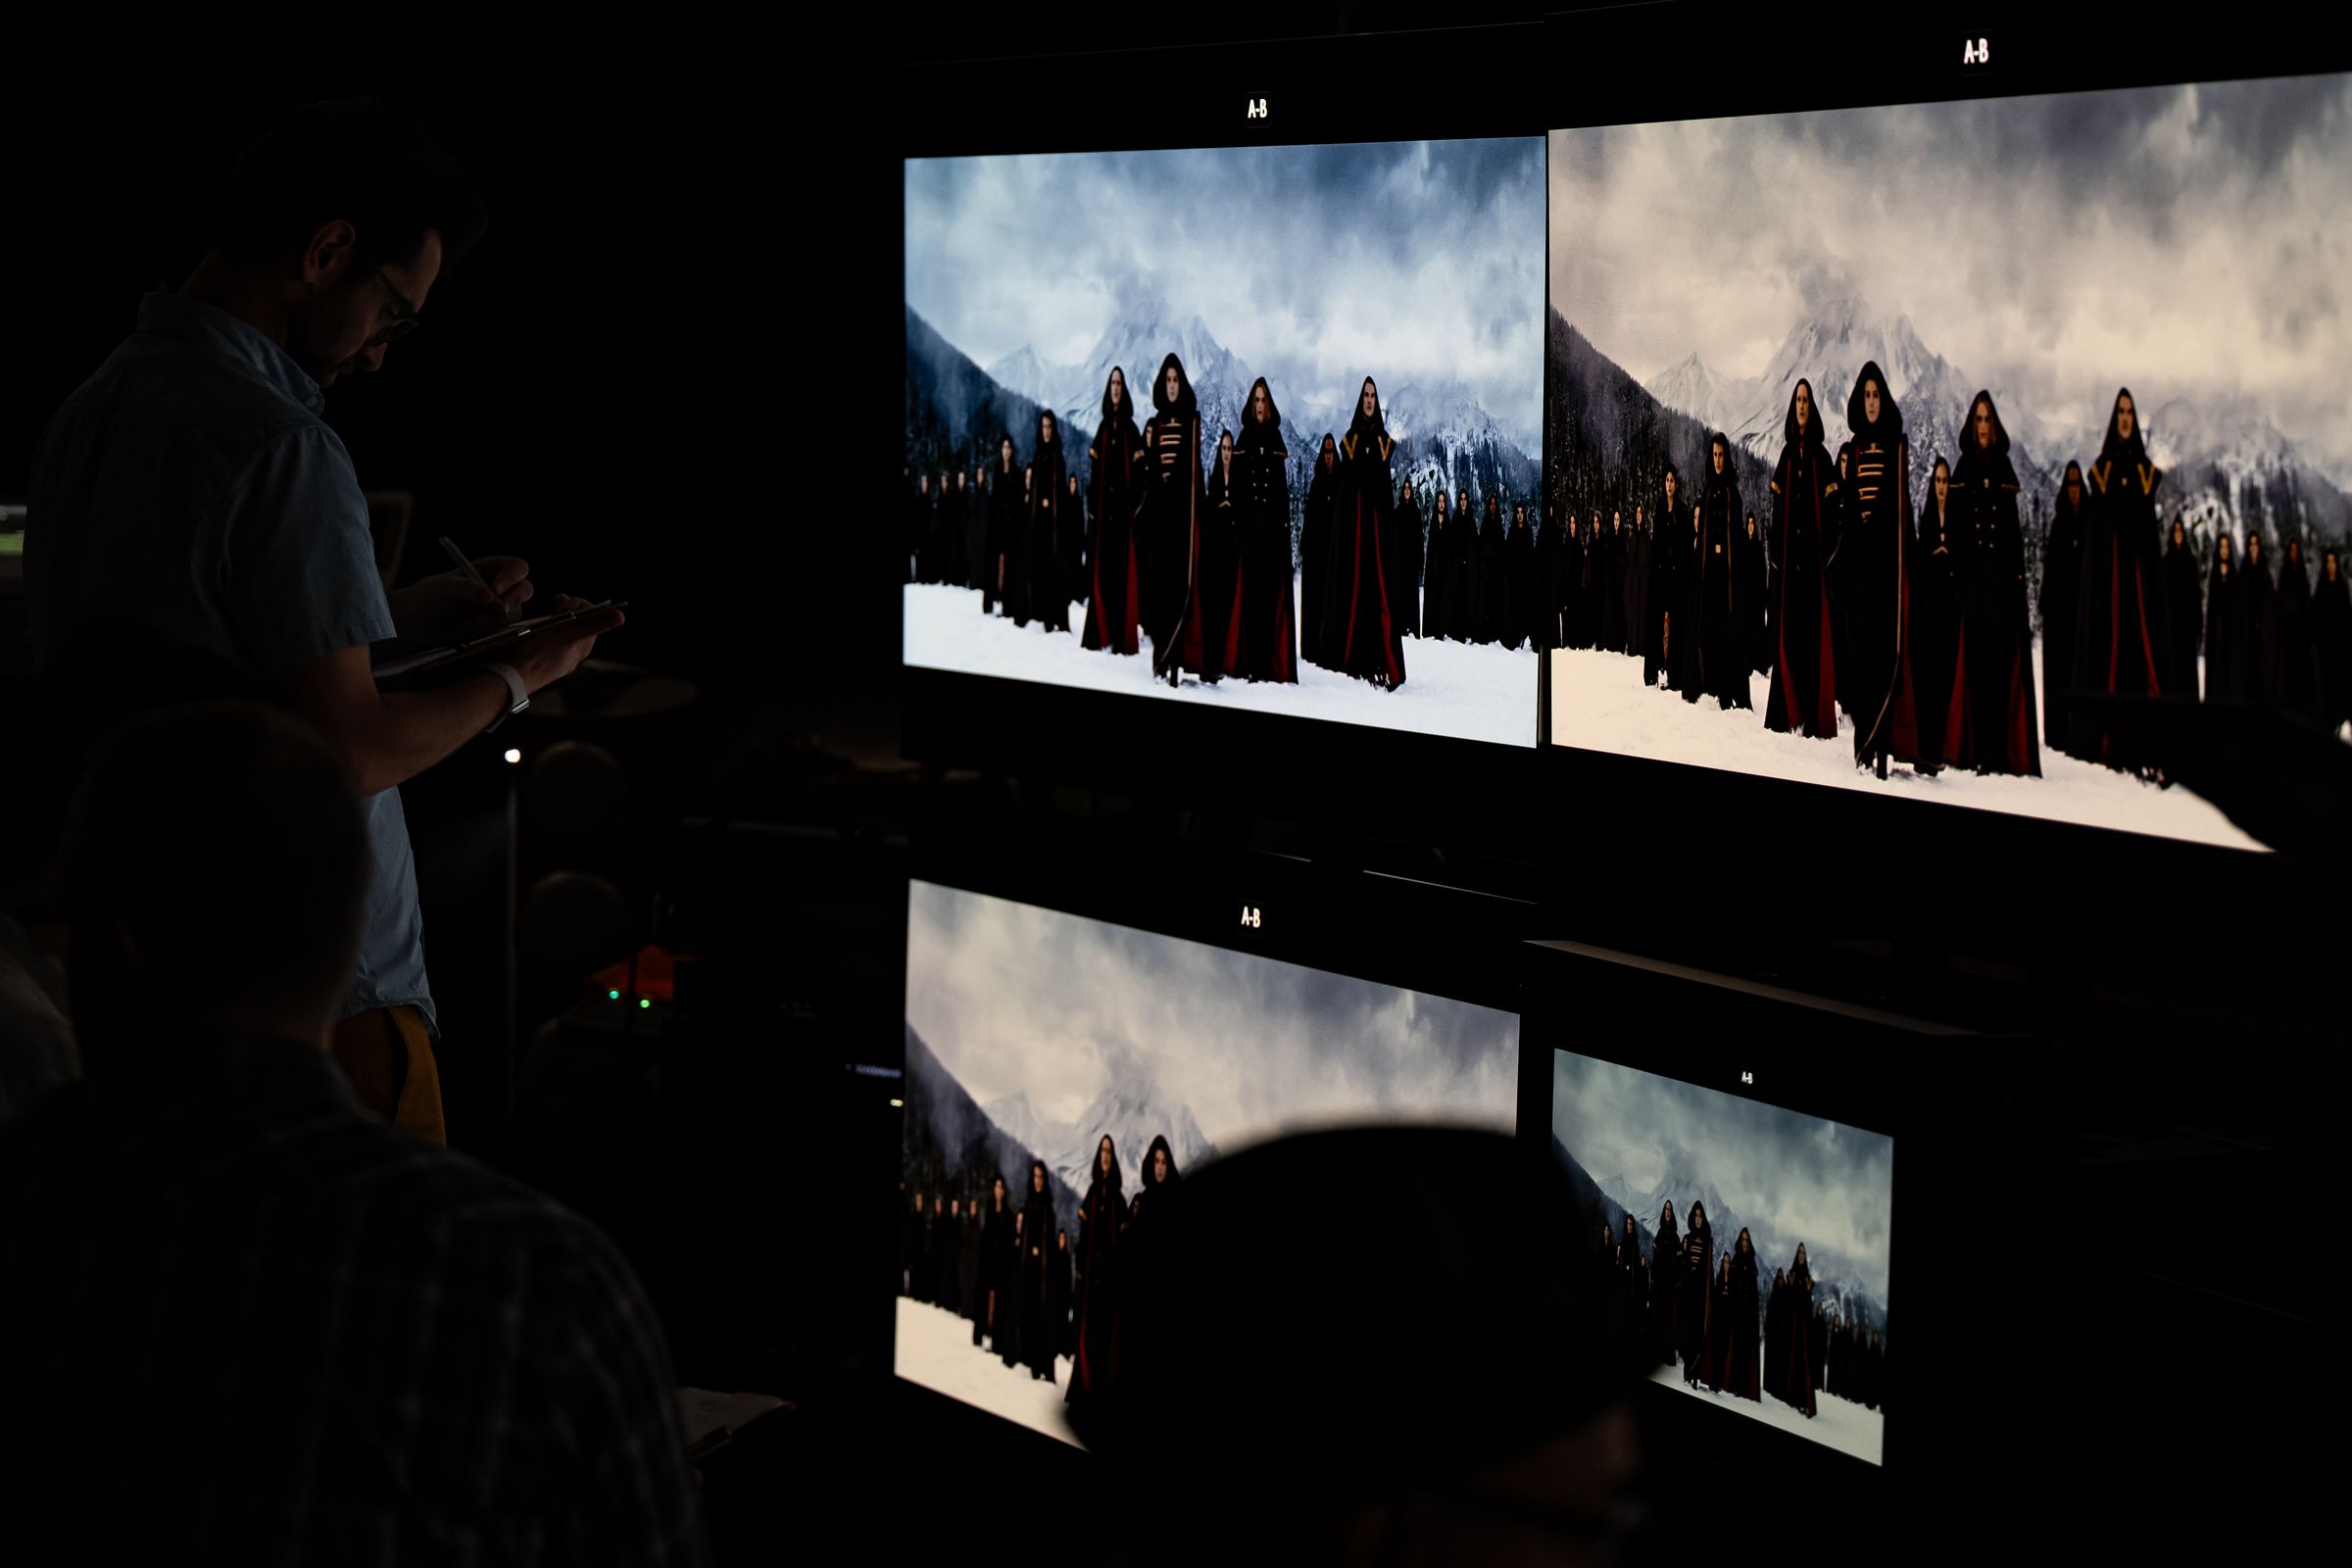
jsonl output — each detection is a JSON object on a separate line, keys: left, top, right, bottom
{"left": 135, "top": 292, "right": 327, "bottom": 416}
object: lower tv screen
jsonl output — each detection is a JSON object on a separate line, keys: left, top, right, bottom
{"left": 1550, "top": 1048, "right": 1894, "bottom": 1465}
{"left": 897, "top": 878, "right": 1520, "bottom": 1445}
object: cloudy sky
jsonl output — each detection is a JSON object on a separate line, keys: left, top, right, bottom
{"left": 906, "top": 138, "right": 1545, "bottom": 447}
{"left": 1550, "top": 1052, "right": 1892, "bottom": 1301}
{"left": 906, "top": 881, "right": 1519, "bottom": 1150}
{"left": 1549, "top": 73, "right": 2352, "bottom": 471}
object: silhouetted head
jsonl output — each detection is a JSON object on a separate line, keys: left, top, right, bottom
{"left": 1095, "top": 1134, "right": 1122, "bottom": 1191}
{"left": 1103, "top": 365, "right": 1133, "bottom": 420}
{"left": 1966, "top": 391, "right": 2010, "bottom": 457}
{"left": 1030, "top": 1159, "right": 1049, "bottom": 1195}
{"left": 2064, "top": 460, "right": 2084, "bottom": 508}
{"left": 1155, "top": 353, "right": 1197, "bottom": 417}
{"left": 2101, "top": 388, "right": 2147, "bottom": 466}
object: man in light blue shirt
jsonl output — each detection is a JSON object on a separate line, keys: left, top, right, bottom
{"left": 25, "top": 100, "right": 622, "bottom": 1132}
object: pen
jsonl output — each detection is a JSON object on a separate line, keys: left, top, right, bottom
{"left": 438, "top": 536, "right": 514, "bottom": 621}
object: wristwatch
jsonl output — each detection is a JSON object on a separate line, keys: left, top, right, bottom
{"left": 483, "top": 661, "right": 530, "bottom": 734}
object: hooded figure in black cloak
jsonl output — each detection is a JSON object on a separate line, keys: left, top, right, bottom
{"left": 1910, "top": 457, "right": 1960, "bottom": 774}
{"left": 1231, "top": 377, "right": 1298, "bottom": 683}
{"left": 1300, "top": 434, "right": 1339, "bottom": 662}
{"left": 1421, "top": 489, "right": 1452, "bottom": 641}
{"left": 1716, "top": 1229, "right": 1761, "bottom": 1400}
{"left": 967, "top": 465, "right": 991, "bottom": 593}
{"left": 1764, "top": 1267, "right": 1787, "bottom": 1394}
{"left": 1067, "top": 1135, "right": 1126, "bottom": 1407}
{"left": 2316, "top": 549, "right": 2352, "bottom": 729}
{"left": 1768, "top": 1244, "right": 1817, "bottom": 1415}
{"left": 1945, "top": 391, "right": 2040, "bottom": 776}
{"left": 1501, "top": 503, "right": 1538, "bottom": 652}
{"left": 1014, "top": 1160, "right": 1056, "bottom": 1376}
{"left": 1144, "top": 355, "right": 1230, "bottom": 686}
{"left": 1054, "top": 1229, "right": 1076, "bottom": 1358}
{"left": 1318, "top": 379, "right": 1409, "bottom": 688}
{"left": 1649, "top": 1200, "right": 1683, "bottom": 1370}
{"left": 1476, "top": 495, "right": 1509, "bottom": 648}
{"left": 1648, "top": 470, "right": 1687, "bottom": 688}
{"left": 985, "top": 435, "right": 1025, "bottom": 619}
{"left": 1677, "top": 1201, "right": 1714, "bottom": 1384}
{"left": 1600, "top": 511, "right": 1631, "bottom": 653}
{"left": 940, "top": 470, "right": 971, "bottom": 588}
{"left": 1810, "top": 1301, "right": 1828, "bottom": 1395}
{"left": 1737, "top": 512, "right": 1767, "bottom": 676}
{"left": 1581, "top": 513, "right": 1608, "bottom": 655}
{"left": 2040, "top": 462, "right": 2089, "bottom": 746}
{"left": 1837, "top": 364, "right": 1919, "bottom": 772}
{"left": 2276, "top": 538, "right": 2321, "bottom": 721}
{"left": 1766, "top": 381, "right": 1840, "bottom": 736}
{"left": 979, "top": 1174, "right": 1014, "bottom": 1350}
{"left": 1555, "top": 515, "right": 1586, "bottom": 651}
{"left": 940, "top": 1196, "right": 967, "bottom": 1322}
{"left": 1618, "top": 1212, "right": 1646, "bottom": 1323}
{"left": 1066, "top": 473, "right": 1089, "bottom": 609}
{"left": 1624, "top": 507, "right": 1652, "bottom": 663}
{"left": 1024, "top": 409, "right": 1072, "bottom": 632}
{"left": 905, "top": 468, "right": 924, "bottom": 584}
{"left": 1454, "top": 487, "right": 1483, "bottom": 645}
{"left": 1197, "top": 427, "right": 1248, "bottom": 677}
{"left": 1391, "top": 478, "right": 1425, "bottom": 639}
{"left": 1129, "top": 1133, "right": 1183, "bottom": 1230}
{"left": 2069, "top": 388, "right": 2172, "bottom": 768}
{"left": 900, "top": 1184, "right": 922, "bottom": 1297}
{"left": 1082, "top": 367, "right": 1146, "bottom": 655}
{"left": 1688, "top": 434, "right": 1748, "bottom": 710}
{"left": 2162, "top": 518, "right": 2203, "bottom": 699}
{"left": 2235, "top": 531, "right": 2280, "bottom": 705}
{"left": 2204, "top": 533, "right": 2240, "bottom": 701}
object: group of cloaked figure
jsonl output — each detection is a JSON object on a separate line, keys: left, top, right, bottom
{"left": 1595, "top": 1200, "right": 1886, "bottom": 1419}
{"left": 905, "top": 354, "right": 1556, "bottom": 695}
{"left": 899, "top": 1133, "right": 1181, "bottom": 1409}
{"left": 1591, "top": 366, "right": 2352, "bottom": 783}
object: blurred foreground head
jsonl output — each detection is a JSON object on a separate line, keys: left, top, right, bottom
{"left": 1070, "top": 1125, "right": 1643, "bottom": 1567}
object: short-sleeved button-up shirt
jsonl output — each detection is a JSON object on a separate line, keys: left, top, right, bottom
{"left": 26, "top": 293, "right": 433, "bottom": 1028}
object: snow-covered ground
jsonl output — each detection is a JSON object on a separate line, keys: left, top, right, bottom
{"left": 1548, "top": 646, "right": 2265, "bottom": 852}
{"left": 895, "top": 1297, "right": 1080, "bottom": 1447}
{"left": 905, "top": 583, "right": 1541, "bottom": 748}
{"left": 1646, "top": 1362, "right": 1885, "bottom": 1464}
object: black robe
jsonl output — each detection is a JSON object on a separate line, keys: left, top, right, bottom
{"left": 2277, "top": 552, "right": 2321, "bottom": 722}
{"left": 1559, "top": 527, "right": 1588, "bottom": 651}
{"left": 1648, "top": 1219, "right": 1683, "bottom": 1369}
{"left": 2234, "top": 550, "right": 2280, "bottom": 705}
{"left": 1601, "top": 525, "right": 1630, "bottom": 653}
{"left": 2204, "top": 556, "right": 2240, "bottom": 704}
{"left": 1766, "top": 437, "right": 1839, "bottom": 736}
{"left": 2069, "top": 442, "right": 2171, "bottom": 766}
{"left": 1422, "top": 507, "right": 1453, "bottom": 641}
{"left": 1838, "top": 420, "right": 1918, "bottom": 762}
{"left": 1946, "top": 440, "right": 2040, "bottom": 775}
{"left": 2163, "top": 534, "right": 2204, "bottom": 701}
{"left": 1456, "top": 499, "right": 1486, "bottom": 646}
{"left": 966, "top": 478, "right": 990, "bottom": 593}
{"left": 904, "top": 480, "right": 925, "bottom": 584}
{"left": 1910, "top": 487, "right": 1960, "bottom": 772}
{"left": 1082, "top": 413, "right": 1145, "bottom": 654}
{"left": 1690, "top": 472, "right": 1747, "bottom": 709}
{"left": 1763, "top": 1280, "right": 1786, "bottom": 1400}
{"left": 2315, "top": 564, "right": 2352, "bottom": 729}
{"left": 1014, "top": 1193, "right": 1056, "bottom": 1375}
{"left": 939, "top": 483, "right": 970, "bottom": 588}
{"left": 939, "top": 1206, "right": 966, "bottom": 1319}
{"left": 1735, "top": 523, "right": 1766, "bottom": 677}
{"left": 1647, "top": 501, "right": 1686, "bottom": 688}
{"left": 2039, "top": 489, "right": 2087, "bottom": 747}
{"left": 1067, "top": 1177, "right": 1124, "bottom": 1404}
{"left": 1501, "top": 519, "right": 1539, "bottom": 652}
{"left": 1233, "top": 422, "right": 1298, "bottom": 683}
{"left": 1584, "top": 522, "right": 1609, "bottom": 655}
{"left": 1474, "top": 507, "right": 1507, "bottom": 646}
{"left": 984, "top": 463, "right": 1025, "bottom": 619}
{"left": 1768, "top": 1266, "right": 1817, "bottom": 1415}
{"left": 1625, "top": 525, "right": 1652, "bottom": 664}
{"left": 1142, "top": 409, "right": 1207, "bottom": 668}
{"left": 1702, "top": 1264, "right": 1731, "bottom": 1391}
{"left": 1319, "top": 424, "right": 1408, "bottom": 687}
{"left": 1025, "top": 441, "right": 1071, "bottom": 633}
{"left": 1299, "top": 459, "right": 1337, "bottom": 662}
{"left": 1197, "top": 452, "right": 1247, "bottom": 679}
{"left": 1677, "top": 1224, "right": 1713, "bottom": 1380}
{"left": 900, "top": 1197, "right": 922, "bottom": 1297}
{"left": 978, "top": 1199, "right": 1014, "bottom": 1350}
{"left": 1391, "top": 495, "right": 1424, "bottom": 638}
{"left": 1618, "top": 1227, "right": 1648, "bottom": 1335}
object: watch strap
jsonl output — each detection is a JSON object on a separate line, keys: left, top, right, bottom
{"left": 483, "top": 662, "right": 529, "bottom": 733}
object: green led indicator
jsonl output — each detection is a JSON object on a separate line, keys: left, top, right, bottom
{"left": 639, "top": 998, "right": 652, "bottom": 1009}
{"left": 609, "top": 989, "right": 620, "bottom": 1001}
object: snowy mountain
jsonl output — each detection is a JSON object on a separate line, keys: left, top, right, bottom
{"left": 986, "top": 345, "right": 1077, "bottom": 408}
{"left": 904, "top": 306, "right": 1051, "bottom": 473}
{"left": 1383, "top": 377, "right": 1544, "bottom": 514}
{"left": 1642, "top": 352, "right": 1754, "bottom": 447}
{"left": 1546, "top": 310, "right": 1776, "bottom": 529}
{"left": 1026, "top": 1081, "right": 1218, "bottom": 1202}
{"left": 903, "top": 1025, "right": 1082, "bottom": 1238}
{"left": 978, "top": 1090, "right": 1068, "bottom": 1160}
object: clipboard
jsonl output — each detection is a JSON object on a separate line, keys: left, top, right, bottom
{"left": 371, "top": 600, "right": 625, "bottom": 686}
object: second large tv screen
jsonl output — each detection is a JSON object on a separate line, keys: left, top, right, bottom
{"left": 904, "top": 136, "right": 1546, "bottom": 747}
{"left": 1543, "top": 73, "right": 2352, "bottom": 849}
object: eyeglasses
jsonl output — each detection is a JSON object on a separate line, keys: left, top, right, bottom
{"left": 351, "top": 242, "right": 421, "bottom": 347}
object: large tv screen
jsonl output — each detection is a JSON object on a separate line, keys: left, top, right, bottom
{"left": 1550, "top": 1046, "right": 1895, "bottom": 1465}
{"left": 1542, "top": 72, "right": 2352, "bottom": 850}
{"left": 903, "top": 136, "right": 1546, "bottom": 747}
{"left": 897, "top": 878, "right": 1521, "bottom": 1445}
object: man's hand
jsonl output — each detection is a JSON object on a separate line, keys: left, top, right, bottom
{"left": 506, "top": 595, "right": 625, "bottom": 694}
{"left": 388, "top": 556, "right": 535, "bottom": 647}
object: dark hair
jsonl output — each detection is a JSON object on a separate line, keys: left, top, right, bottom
{"left": 58, "top": 699, "right": 368, "bottom": 1020}
{"left": 210, "top": 99, "right": 487, "bottom": 274}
